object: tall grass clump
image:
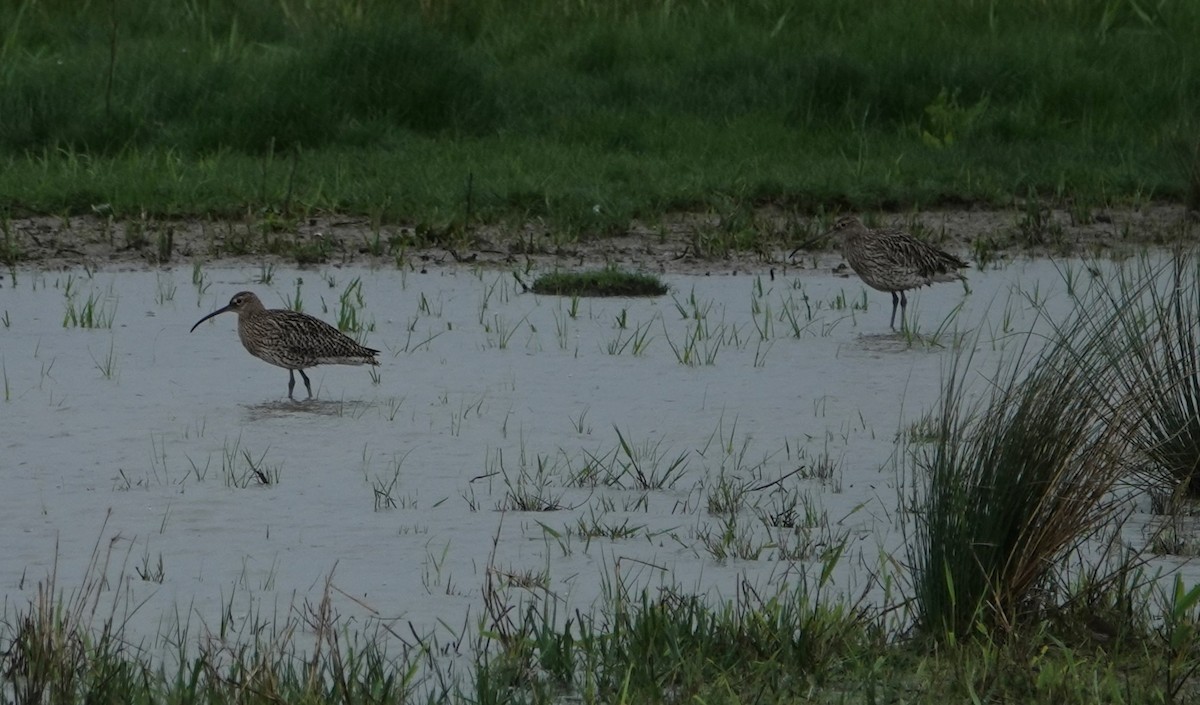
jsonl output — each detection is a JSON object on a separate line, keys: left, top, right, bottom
{"left": 1068, "top": 249, "right": 1200, "bottom": 498}
{"left": 905, "top": 318, "right": 1129, "bottom": 640}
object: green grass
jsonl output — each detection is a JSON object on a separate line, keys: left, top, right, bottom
{"left": 5, "top": 553, "right": 1198, "bottom": 704}
{"left": 0, "top": 0, "right": 1197, "bottom": 232}
{"left": 530, "top": 268, "right": 668, "bottom": 297}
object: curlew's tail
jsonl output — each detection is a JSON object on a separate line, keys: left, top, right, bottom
{"left": 921, "top": 248, "right": 970, "bottom": 284}
{"left": 927, "top": 268, "right": 968, "bottom": 285}
{"left": 313, "top": 347, "right": 380, "bottom": 367}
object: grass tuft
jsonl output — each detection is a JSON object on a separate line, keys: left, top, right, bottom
{"left": 905, "top": 314, "right": 1128, "bottom": 640}
{"left": 1058, "top": 249, "right": 1200, "bottom": 498}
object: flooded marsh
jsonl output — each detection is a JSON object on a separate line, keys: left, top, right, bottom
{"left": 0, "top": 256, "right": 1191, "bottom": 678}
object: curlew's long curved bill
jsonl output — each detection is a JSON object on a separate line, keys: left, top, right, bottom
{"left": 190, "top": 304, "right": 234, "bottom": 333}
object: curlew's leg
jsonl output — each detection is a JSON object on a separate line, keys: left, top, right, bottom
{"left": 298, "top": 369, "right": 313, "bottom": 399}
{"left": 889, "top": 292, "right": 900, "bottom": 330}
{"left": 899, "top": 291, "right": 909, "bottom": 331}
{"left": 288, "top": 370, "right": 296, "bottom": 400}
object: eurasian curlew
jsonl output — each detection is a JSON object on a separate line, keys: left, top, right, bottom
{"left": 190, "top": 291, "right": 380, "bottom": 399}
{"left": 828, "top": 216, "right": 969, "bottom": 330}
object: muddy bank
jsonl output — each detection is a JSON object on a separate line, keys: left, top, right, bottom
{"left": 2, "top": 204, "right": 1194, "bottom": 276}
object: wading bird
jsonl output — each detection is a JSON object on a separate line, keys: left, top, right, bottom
{"left": 191, "top": 291, "right": 379, "bottom": 399}
{"left": 828, "top": 216, "right": 969, "bottom": 330}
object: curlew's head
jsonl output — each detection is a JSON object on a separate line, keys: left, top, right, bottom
{"left": 190, "top": 291, "right": 266, "bottom": 332}
{"left": 821, "top": 215, "right": 870, "bottom": 249}
{"left": 829, "top": 215, "right": 866, "bottom": 234}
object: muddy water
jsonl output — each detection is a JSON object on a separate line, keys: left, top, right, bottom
{"left": 0, "top": 258, "right": 1163, "bottom": 658}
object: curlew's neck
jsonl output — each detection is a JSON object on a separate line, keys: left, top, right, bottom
{"left": 838, "top": 225, "right": 871, "bottom": 251}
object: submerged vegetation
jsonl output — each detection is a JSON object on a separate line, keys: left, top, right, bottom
{"left": 0, "top": 0, "right": 1197, "bottom": 232}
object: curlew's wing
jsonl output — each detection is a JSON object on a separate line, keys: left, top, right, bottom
{"left": 879, "top": 228, "right": 969, "bottom": 283}
{"left": 266, "top": 310, "right": 381, "bottom": 365}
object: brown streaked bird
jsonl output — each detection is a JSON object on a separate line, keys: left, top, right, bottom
{"left": 828, "top": 216, "right": 969, "bottom": 330}
{"left": 190, "top": 291, "right": 380, "bottom": 400}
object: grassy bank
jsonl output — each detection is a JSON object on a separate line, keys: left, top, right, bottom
{"left": 1, "top": 0, "right": 1198, "bottom": 231}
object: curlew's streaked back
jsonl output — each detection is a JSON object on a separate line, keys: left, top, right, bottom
{"left": 828, "top": 216, "right": 969, "bottom": 330}
{"left": 190, "top": 291, "right": 380, "bottom": 399}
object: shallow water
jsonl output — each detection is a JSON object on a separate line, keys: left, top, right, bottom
{"left": 0, "top": 258, "right": 1179, "bottom": 662}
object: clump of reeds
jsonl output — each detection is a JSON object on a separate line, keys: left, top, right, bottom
{"left": 1082, "top": 250, "right": 1200, "bottom": 499}
{"left": 905, "top": 306, "right": 1130, "bottom": 639}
